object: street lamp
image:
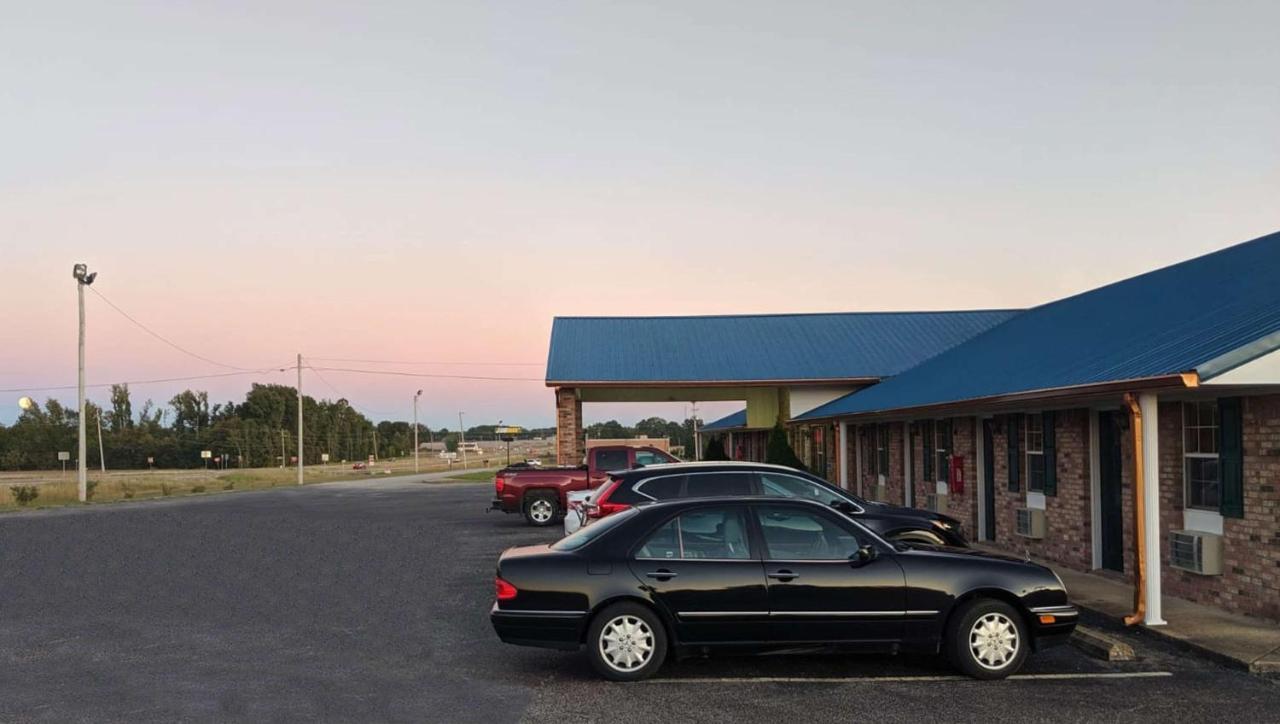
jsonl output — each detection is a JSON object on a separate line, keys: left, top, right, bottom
{"left": 458, "top": 411, "right": 467, "bottom": 470}
{"left": 413, "top": 389, "right": 423, "bottom": 474}
{"left": 73, "top": 263, "right": 97, "bottom": 503}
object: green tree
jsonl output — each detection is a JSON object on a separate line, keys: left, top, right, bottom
{"left": 108, "top": 383, "right": 133, "bottom": 432}
{"left": 703, "top": 435, "right": 729, "bottom": 461}
{"left": 765, "top": 421, "right": 806, "bottom": 471}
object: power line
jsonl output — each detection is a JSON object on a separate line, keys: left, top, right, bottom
{"left": 305, "top": 365, "right": 404, "bottom": 419}
{"left": 88, "top": 286, "right": 268, "bottom": 371}
{"left": 308, "top": 356, "right": 544, "bottom": 367}
{"left": 0, "top": 368, "right": 290, "bottom": 394}
{"left": 309, "top": 366, "right": 544, "bottom": 382}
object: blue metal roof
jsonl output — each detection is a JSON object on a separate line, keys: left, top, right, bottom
{"left": 546, "top": 310, "right": 1020, "bottom": 384}
{"left": 701, "top": 409, "right": 747, "bottom": 432}
{"left": 800, "top": 230, "right": 1280, "bottom": 419}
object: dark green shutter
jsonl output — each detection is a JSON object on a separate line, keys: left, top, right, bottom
{"left": 939, "top": 419, "right": 952, "bottom": 484}
{"left": 878, "top": 424, "right": 889, "bottom": 474}
{"left": 1219, "top": 397, "right": 1244, "bottom": 518}
{"left": 1042, "top": 411, "right": 1057, "bottom": 496}
{"left": 1007, "top": 414, "right": 1020, "bottom": 491}
{"left": 922, "top": 421, "right": 934, "bottom": 482}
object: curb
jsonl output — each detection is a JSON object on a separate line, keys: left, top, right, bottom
{"left": 1070, "top": 625, "right": 1136, "bottom": 662}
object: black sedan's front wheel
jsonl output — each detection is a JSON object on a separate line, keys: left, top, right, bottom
{"left": 947, "top": 598, "right": 1029, "bottom": 679}
{"left": 587, "top": 603, "right": 668, "bottom": 681}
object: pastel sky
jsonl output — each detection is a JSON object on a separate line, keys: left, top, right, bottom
{"left": 2, "top": 1, "right": 1277, "bottom": 428}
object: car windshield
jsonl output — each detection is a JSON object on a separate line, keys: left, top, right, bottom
{"left": 759, "top": 471, "right": 863, "bottom": 509}
{"left": 551, "top": 507, "right": 640, "bottom": 551}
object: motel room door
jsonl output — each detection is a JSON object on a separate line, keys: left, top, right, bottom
{"left": 1098, "top": 411, "right": 1125, "bottom": 572}
{"left": 982, "top": 419, "right": 996, "bottom": 541}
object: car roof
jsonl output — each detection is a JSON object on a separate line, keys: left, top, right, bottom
{"left": 616, "top": 461, "right": 808, "bottom": 477}
{"left": 633, "top": 495, "right": 834, "bottom": 512}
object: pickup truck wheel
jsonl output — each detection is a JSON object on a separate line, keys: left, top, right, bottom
{"left": 524, "top": 492, "right": 559, "bottom": 526}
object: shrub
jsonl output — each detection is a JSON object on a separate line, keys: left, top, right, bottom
{"left": 191, "top": 485, "right": 206, "bottom": 493}
{"left": 765, "top": 421, "right": 807, "bottom": 472}
{"left": 9, "top": 485, "right": 39, "bottom": 506}
{"left": 121, "top": 483, "right": 134, "bottom": 499}
{"left": 222, "top": 481, "right": 235, "bottom": 491}
{"left": 160, "top": 482, "right": 174, "bottom": 496}
{"left": 86, "top": 480, "right": 99, "bottom": 500}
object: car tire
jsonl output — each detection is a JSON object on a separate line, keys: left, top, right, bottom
{"left": 587, "top": 602, "right": 668, "bottom": 682}
{"left": 946, "top": 598, "right": 1029, "bottom": 680}
{"left": 523, "top": 491, "right": 559, "bottom": 526}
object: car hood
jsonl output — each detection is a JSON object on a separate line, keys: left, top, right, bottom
{"left": 863, "top": 499, "right": 961, "bottom": 527}
{"left": 903, "top": 543, "right": 1041, "bottom": 567}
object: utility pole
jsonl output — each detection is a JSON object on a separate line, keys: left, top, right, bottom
{"left": 297, "top": 353, "right": 304, "bottom": 486}
{"left": 372, "top": 429, "right": 379, "bottom": 462}
{"left": 413, "top": 389, "right": 423, "bottom": 474}
{"left": 73, "top": 263, "right": 96, "bottom": 503}
{"left": 459, "top": 412, "right": 467, "bottom": 470}
{"left": 692, "top": 402, "right": 701, "bottom": 461}
{"left": 280, "top": 429, "right": 286, "bottom": 469}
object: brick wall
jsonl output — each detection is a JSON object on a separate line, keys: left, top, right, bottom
{"left": 1158, "top": 394, "right": 1280, "bottom": 622}
{"left": 885, "top": 423, "right": 905, "bottom": 505}
{"left": 554, "top": 387, "right": 584, "bottom": 465}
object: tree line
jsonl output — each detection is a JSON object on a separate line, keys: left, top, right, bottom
{"left": 0, "top": 384, "right": 548, "bottom": 471}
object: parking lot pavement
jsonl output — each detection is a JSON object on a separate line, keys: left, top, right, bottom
{"left": 2, "top": 480, "right": 1278, "bottom": 723}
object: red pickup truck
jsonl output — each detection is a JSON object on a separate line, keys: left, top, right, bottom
{"left": 489, "top": 445, "right": 678, "bottom": 526}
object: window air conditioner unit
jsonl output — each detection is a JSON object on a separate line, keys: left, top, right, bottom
{"left": 1169, "top": 530, "right": 1224, "bottom": 575}
{"left": 1015, "top": 508, "right": 1046, "bottom": 539}
{"left": 925, "top": 493, "right": 948, "bottom": 513}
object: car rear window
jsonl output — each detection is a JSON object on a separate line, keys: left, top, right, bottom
{"left": 551, "top": 507, "right": 640, "bottom": 551}
{"left": 636, "top": 475, "right": 684, "bottom": 500}
{"left": 685, "top": 472, "right": 753, "bottom": 497}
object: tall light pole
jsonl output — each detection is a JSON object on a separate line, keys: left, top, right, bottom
{"left": 73, "top": 263, "right": 97, "bottom": 502}
{"left": 413, "top": 389, "right": 423, "bottom": 474}
{"left": 459, "top": 411, "right": 467, "bottom": 470}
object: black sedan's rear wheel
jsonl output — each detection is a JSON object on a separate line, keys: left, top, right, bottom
{"left": 947, "top": 598, "right": 1029, "bottom": 679}
{"left": 587, "top": 602, "right": 668, "bottom": 681}
{"left": 523, "top": 491, "right": 559, "bottom": 526}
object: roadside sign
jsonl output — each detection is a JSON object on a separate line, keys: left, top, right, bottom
{"left": 147, "top": 456, "right": 154, "bottom": 464}
{"left": 200, "top": 450, "right": 212, "bottom": 459}
{"left": 57, "top": 451, "right": 70, "bottom": 461}
{"left": 290, "top": 456, "right": 298, "bottom": 464}
{"left": 321, "top": 453, "right": 330, "bottom": 463}
{"left": 214, "top": 456, "right": 221, "bottom": 463}
{"left": 368, "top": 454, "right": 375, "bottom": 463}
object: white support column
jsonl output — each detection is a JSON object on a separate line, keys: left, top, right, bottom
{"left": 838, "top": 421, "right": 849, "bottom": 490}
{"left": 1139, "top": 392, "right": 1166, "bottom": 626}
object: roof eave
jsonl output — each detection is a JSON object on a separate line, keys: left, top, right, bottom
{"left": 545, "top": 377, "right": 880, "bottom": 388}
{"left": 797, "top": 373, "right": 1198, "bottom": 422}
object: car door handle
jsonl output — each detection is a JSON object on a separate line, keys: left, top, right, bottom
{"left": 767, "top": 570, "right": 799, "bottom": 581}
{"left": 645, "top": 570, "right": 677, "bottom": 580}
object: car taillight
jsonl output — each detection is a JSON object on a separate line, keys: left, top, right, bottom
{"left": 494, "top": 475, "right": 505, "bottom": 494}
{"left": 495, "top": 576, "right": 517, "bottom": 601}
{"left": 586, "top": 479, "right": 630, "bottom": 519}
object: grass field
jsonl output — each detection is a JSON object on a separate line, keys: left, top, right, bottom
{"left": 0, "top": 448, "right": 549, "bottom": 512}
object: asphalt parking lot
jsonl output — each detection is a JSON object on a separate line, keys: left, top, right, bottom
{"left": 2, "top": 479, "right": 1278, "bottom": 723}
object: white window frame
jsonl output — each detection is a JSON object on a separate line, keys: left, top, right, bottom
{"left": 1025, "top": 414, "right": 1045, "bottom": 493}
{"left": 875, "top": 424, "right": 888, "bottom": 483}
{"left": 933, "top": 420, "right": 949, "bottom": 487}
{"left": 1182, "top": 401, "right": 1221, "bottom": 513}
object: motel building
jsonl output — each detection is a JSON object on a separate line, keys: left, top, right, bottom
{"left": 546, "top": 230, "right": 1280, "bottom": 627}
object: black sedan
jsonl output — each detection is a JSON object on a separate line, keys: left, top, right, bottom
{"left": 585, "top": 461, "right": 968, "bottom": 547}
{"left": 491, "top": 497, "right": 1076, "bottom": 681}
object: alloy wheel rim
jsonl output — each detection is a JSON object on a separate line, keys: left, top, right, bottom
{"left": 599, "top": 615, "right": 654, "bottom": 672}
{"left": 969, "top": 612, "right": 1019, "bottom": 670}
{"left": 530, "top": 499, "right": 553, "bottom": 522}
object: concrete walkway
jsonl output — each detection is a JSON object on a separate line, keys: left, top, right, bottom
{"left": 976, "top": 544, "right": 1280, "bottom": 675}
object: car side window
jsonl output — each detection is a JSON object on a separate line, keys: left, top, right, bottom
{"left": 758, "top": 472, "right": 845, "bottom": 507}
{"left": 634, "top": 451, "right": 669, "bottom": 466}
{"left": 755, "top": 505, "right": 864, "bottom": 560}
{"left": 594, "top": 449, "right": 630, "bottom": 472}
{"left": 636, "top": 507, "right": 751, "bottom": 560}
{"left": 684, "top": 472, "right": 753, "bottom": 497}
{"left": 637, "top": 475, "right": 684, "bottom": 500}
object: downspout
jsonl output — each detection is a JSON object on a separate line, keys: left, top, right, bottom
{"left": 1123, "top": 393, "right": 1146, "bottom": 626}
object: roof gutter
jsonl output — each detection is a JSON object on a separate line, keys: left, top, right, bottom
{"left": 797, "top": 373, "right": 1198, "bottom": 423}
{"left": 545, "top": 377, "right": 880, "bottom": 388}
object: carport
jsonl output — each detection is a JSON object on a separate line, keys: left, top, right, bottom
{"left": 544, "top": 311, "right": 1018, "bottom": 468}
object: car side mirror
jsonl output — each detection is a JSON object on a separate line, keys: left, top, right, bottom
{"left": 849, "top": 545, "right": 877, "bottom": 567}
{"left": 830, "top": 500, "right": 857, "bottom": 515}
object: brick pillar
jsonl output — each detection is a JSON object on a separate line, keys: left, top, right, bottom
{"left": 556, "top": 387, "right": 585, "bottom": 465}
